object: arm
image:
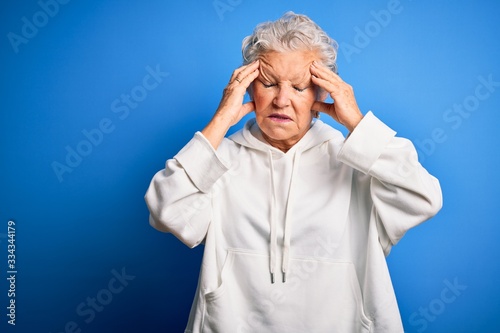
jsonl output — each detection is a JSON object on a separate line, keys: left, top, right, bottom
{"left": 145, "top": 61, "right": 260, "bottom": 247}
{"left": 338, "top": 112, "right": 443, "bottom": 254}
{"left": 145, "top": 133, "right": 229, "bottom": 247}
{"left": 310, "top": 62, "right": 442, "bottom": 253}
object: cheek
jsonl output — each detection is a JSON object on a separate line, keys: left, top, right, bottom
{"left": 253, "top": 89, "right": 272, "bottom": 110}
{"left": 295, "top": 92, "right": 317, "bottom": 112}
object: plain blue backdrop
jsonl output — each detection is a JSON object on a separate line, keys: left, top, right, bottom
{"left": 1, "top": 0, "right": 500, "bottom": 332}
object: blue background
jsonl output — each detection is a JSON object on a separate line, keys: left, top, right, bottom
{"left": 1, "top": 0, "right": 499, "bottom": 332}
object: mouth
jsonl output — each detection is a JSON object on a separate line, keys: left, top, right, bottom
{"left": 268, "top": 113, "right": 292, "bottom": 123}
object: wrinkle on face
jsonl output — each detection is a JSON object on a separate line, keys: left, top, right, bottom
{"left": 258, "top": 50, "right": 316, "bottom": 90}
{"left": 252, "top": 49, "right": 322, "bottom": 152}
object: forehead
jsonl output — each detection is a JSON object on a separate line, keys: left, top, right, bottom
{"left": 259, "top": 50, "right": 319, "bottom": 81}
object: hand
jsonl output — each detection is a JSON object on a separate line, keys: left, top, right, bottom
{"left": 202, "top": 60, "right": 260, "bottom": 149}
{"left": 310, "top": 61, "right": 363, "bottom": 132}
{"left": 214, "top": 60, "right": 260, "bottom": 126}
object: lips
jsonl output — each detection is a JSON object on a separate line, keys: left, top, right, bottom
{"left": 268, "top": 113, "right": 292, "bottom": 122}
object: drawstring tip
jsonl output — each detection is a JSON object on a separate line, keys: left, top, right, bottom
{"left": 282, "top": 272, "right": 286, "bottom": 283}
{"left": 271, "top": 273, "right": 275, "bottom": 284}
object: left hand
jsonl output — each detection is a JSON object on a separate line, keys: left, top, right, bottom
{"left": 310, "top": 61, "right": 363, "bottom": 132}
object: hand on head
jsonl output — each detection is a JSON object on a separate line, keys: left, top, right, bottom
{"left": 310, "top": 61, "right": 363, "bottom": 132}
{"left": 202, "top": 56, "right": 364, "bottom": 151}
{"left": 215, "top": 58, "right": 364, "bottom": 133}
{"left": 201, "top": 60, "right": 259, "bottom": 149}
{"left": 216, "top": 60, "right": 260, "bottom": 127}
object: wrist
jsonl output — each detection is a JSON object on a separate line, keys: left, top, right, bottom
{"left": 201, "top": 113, "right": 232, "bottom": 150}
{"left": 345, "top": 113, "right": 363, "bottom": 133}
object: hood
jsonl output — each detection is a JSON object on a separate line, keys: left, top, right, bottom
{"left": 228, "top": 118, "right": 344, "bottom": 284}
{"left": 229, "top": 118, "right": 342, "bottom": 154}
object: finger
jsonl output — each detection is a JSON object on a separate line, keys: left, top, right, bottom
{"left": 310, "top": 62, "right": 345, "bottom": 96}
{"left": 312, "top": 101, "right": 333, "bottom": 114}
{"left": 219, "top": 68, "right": 259, "bottom": 111}
{"left": 241, "top": 101, "right": 256, "bottom": 115}
{"left": 312, "top": 101, "right": 340, "bottom": 122}
{"left": 239, "top": 68, "right": 259, "bottom": 88}
{"left": 310, "top": 61, "right": 342, "bottom": 82}
{"left": 230, "top": 60, "right": 260, "bottom": 84}
{"left": 311, "top": 74, "right": 342, "bottom": 97}
{"left": 233, "top": 60, "right": 259, "bottom": 84}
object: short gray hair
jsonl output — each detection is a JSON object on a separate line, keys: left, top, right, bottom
{"left": 242, "top": 12, "right": 338, "bottom": 73}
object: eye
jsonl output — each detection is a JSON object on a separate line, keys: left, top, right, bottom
{"left": 294, "top": 86, "right": 307, "bottom": 92}
{"left": 263, "top": 82, "right": 277, "bottom": 88}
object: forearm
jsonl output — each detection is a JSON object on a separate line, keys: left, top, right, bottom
{"left": 338, "top": 112, "right": 442, "bottom": 243}
{"left": 201, "top": 113, "right": 232, "bottom": 150}
{"left": 145, "top": 132, "right": 230, "bottom": 247}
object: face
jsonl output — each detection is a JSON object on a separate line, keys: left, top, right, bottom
{"left": 253, "top": 50, "right": 320, "bottom": 152}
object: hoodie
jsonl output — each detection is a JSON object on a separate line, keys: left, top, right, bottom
{"left": 145, "top": 112, "right": 443, "bottom": 333}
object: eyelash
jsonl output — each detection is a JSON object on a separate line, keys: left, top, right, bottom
{"left": 263, "top": 83, "right": 307, "bottom": 92}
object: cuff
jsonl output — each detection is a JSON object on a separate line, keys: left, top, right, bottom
{"left": 337, "top": 111, "right": 396, "bottom": 174}
{"left": 174, "top": 132, "right": 229, "bottom": 193}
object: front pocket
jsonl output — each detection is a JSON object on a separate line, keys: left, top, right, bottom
{"left": 203, "top": 251, "right": 235, "bottom": 303}
{"left": 202, "top": 250, "right": 258, "bottom": 333}
{"left": 285, "top": 257, "right": 372, "bottom": 332}
{"left": 202, "top": 250, "right": 372, "bottom": 333}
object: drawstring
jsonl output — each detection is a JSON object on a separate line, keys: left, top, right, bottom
{"left": 268, "top": 151, "right": 278, "bottom": 284}
{"left": 267, "top": 149, "right": 302, "bottom": 284}
{"left": 281, "top": 150, "right": 302, "bottom": 283}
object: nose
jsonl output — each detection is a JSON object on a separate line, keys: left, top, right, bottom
{"left": 273, "top": 85, "right": 291, "bottom": 108}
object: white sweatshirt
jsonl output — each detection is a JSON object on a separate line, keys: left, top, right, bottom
{"left": 145, "top": 112, "right": 442, "bottom": 333}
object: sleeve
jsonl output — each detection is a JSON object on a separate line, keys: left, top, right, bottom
{"left": 144, "top": 132, "right": 230, "bottom": 248}
{"left": 337, "top": 111, "right": 443, "bottom": 255}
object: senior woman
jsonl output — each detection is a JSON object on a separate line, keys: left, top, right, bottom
{"left": 145, "top": 12, "right": 442, "bottom": 333}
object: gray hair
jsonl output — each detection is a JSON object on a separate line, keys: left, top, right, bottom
{"left": 242, "top": 11, "right": 338, "bottom": 73}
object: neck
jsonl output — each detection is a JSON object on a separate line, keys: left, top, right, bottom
{"left": 260, "top": 132, "right": 300, "bottom": 153}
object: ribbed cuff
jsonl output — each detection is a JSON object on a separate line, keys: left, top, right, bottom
{"left": 175, "top": 132, "right": 229, "bottom": 193}
{"left": 337, "top": 111, "right": 396, "bottom": 174}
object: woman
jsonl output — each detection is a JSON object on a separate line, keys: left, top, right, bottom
{"left": 145, "top": 12, "right": 442, "bottom": 333}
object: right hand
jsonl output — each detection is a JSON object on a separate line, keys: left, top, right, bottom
{"left": 202, "top": 60, "right": 260, "bottom": 149}
{"left": 214, "top": 60, "right": 260, "bottom": 126}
